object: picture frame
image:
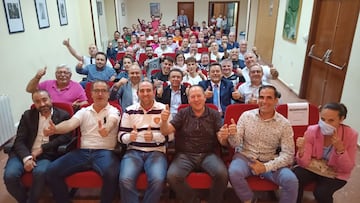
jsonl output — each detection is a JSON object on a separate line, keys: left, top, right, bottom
{"left": 149, "top": 3, "right": 160, "bottom": 17}
{"left": 121, "top": 2, "right": 125, "bottom": 16}
{"left": 57, "top": 0, "right": 68, "bottom": 26}
{"left": 3, "top": 0, "right": 24, "bottom": 33}
{"left": 34, "top": 0, "right": 50, "bottom": 29}
{"left": 282, "top": 0, "right": 302, "bottom": 42}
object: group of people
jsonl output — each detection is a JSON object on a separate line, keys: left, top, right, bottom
{"left": 3, "top": 16, "right": 358, "bottom": 203}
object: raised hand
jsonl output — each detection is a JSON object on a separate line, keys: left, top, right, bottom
{"left": 43, "top": 120, "right": 56, "bottom": 136}
{"left": 35, "top": 67, "right": 47, "bottom": 79}
{"left": 218, "top": 124, "right": 229, "bottom": 141}
{"left": 232, "top": 87, "right": 241, "bottom": 100}
{"left": 144, "top": 126, "right": 153, "bottom": 142}
{"left": 228, "top": 118, "right": 237, "bottom": 136}
{"left": 76, "top": 61, "right": 84, "bottom": 69}
{"left": 204, "top": 86, "right": 213, "bottom": 99}
{"left": 248, "top": 94, "right": 258, "bottom": 104}
{"left": 331, "top": 128, "right": 345, "bottom": 153}
{"left": 130, "top": 125, "right": 138, "bottom": 142}
{"left": 62, "top": 38, "right": 70, "bottom": 47}
{"left": 161, "top": 104, "right": 170, "bottom": 122}
{"left": 98, "top": 120, "right": 109, "bottom": 137}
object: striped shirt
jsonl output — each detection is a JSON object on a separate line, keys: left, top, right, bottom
{"left": 118, "top": 101, "right": 173, "bottom": 153}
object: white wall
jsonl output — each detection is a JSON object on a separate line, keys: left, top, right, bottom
{"left": 0, "top": 1, "right": 93, "bottom": 122}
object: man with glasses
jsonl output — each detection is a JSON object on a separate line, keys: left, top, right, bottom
{"left": 236, "top": 63, "right": 271, "bottom": 104}
{"left": 26, "top": 64, "right": 88, "bottom": 110}
{"left": 44, "top": 80, "right": 121, "bottom": 203}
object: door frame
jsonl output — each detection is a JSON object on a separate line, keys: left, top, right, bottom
{"left": 177, "top": 2, "right": 195, "bottom": 27}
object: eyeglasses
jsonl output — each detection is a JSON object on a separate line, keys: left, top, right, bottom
{"left": 92, "top": 89, "right": 108, "bottom": 94}
{"left": 250, "top": 70, "right": 262, "bottom": 74}
{"left": 56, "top": 71, "right": 71, "bottom": 75}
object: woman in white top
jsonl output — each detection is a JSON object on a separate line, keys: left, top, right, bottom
{"left": 173, "top": 53, "right": 187, "bottom": 72}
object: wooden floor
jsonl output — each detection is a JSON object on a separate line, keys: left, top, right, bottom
{"left": 1, "top": 79, "right": 360, "bottom": 203}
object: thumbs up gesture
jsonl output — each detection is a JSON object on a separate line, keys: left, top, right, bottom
{"left": 228, "top": 118, "right": 237, "bottom": 136}
{"left": 218, "top": 124, "right": 229, "bottom": 141}
{"left": 161, "top": 104, "right": 170, "bottom": 122}
{"left": 76, "top": 61, "right": 84, "bottom": 69}
{"left": 43, "top": 120, "right": 56, "bottom": 136}
{"left": 98, "top": 120, "right": 109, "bottom": 137}
{"left": 144, "top": 126, "right": 153, "bottom": 142}
{"left": 35, "top": 67, "right": 47, "bottom": 79}
{"left": 232, "top": 86, "right": 241, "bottom": 100}
{"left": 204, "top": 86, "right": 213, "bottom": 99}
{"left": 130, "top": 125, "right": 138, "bottom": 141}
{"left": 248, "top": 94, "right": 258, "bottom": 104}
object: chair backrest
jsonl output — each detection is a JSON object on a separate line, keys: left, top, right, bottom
{"left": 198, "top": 47, "right": 208, "bottom": 53}
{"left": 150, "top": 69, "right": 161, "bottom": 76}
{"left": 162, "top": 52, "right": 176, "bottom": 60}
{"left": 223, "top": 103, "right": 259, "bottom": 125}
{"left": 116, "top": 52, "right": 126, "bottom": 61}
{"left": 138, "top": 53, "right": 148, "bottom": 65}
{"left": 276, "top": 103, "right": 319, "bottom": 141}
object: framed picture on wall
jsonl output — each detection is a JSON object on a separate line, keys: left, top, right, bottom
{"left": 149, "top": 3, "right": 160, "bottom": 17}
{"left": 34, "top": 0, "right": 50, "bottom": 29}
{"left": 282, "top": 0, "right": 302, "bottom": 42}
{"left": 3, "top": 0, "right": 24, "bottom": 33}
{"left": 57, "top": 0, "right": 68, "bottom": 26}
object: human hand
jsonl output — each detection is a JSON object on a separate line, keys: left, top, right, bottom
{"left": 108, "top": 42, "right": 112, "bottom": 48}
{"left": 130, "top": 125, "right": 138, "bottom": 141}
{"left": 114, "top": 78, "right": 128, "bottom": 88}
{"left": 24, "top": 159, "right": 37, "bottom": 172}
{"left": 232, "top": 87, "right": 241, "bottom": 100}
{"left": 228, "top": 118, "right": 237, "bottom": 136}
{"left": 63, "top": 38, "right": 70, "bottom": 47}
{"left": 218, "top": 124, "right": 229, "bottom": 141}
{"left": 98, "top": 120, "right": 109, "bottom": 137}
{"left": 76, "top": 61, "right": 83, "bottom": 69}
{"left": 35, "top": 67, "right": 47, "bottom": 79}
{"left": 43, "top": 120, "right": 56, "bottom": 136}
{"left": 296, "top": 137, "right": 305, "bottom": 157}
{"left": 204, "top": 86, "right": 213, "bottom": 99}
{"left": 144, "top": 126, "right": 153, "bottom": 142}
{"left": 249, "top": 159, "right": 266, "bottom": 175}
{"left": 331, "top": 129, "right": 345, "bottom": 153}
{"left": 31, "top": 148, "right": 43, "bottom": 161}
{"left": 161, "top": 105, "right": 170, "bottom": 122}
{"left": 157, "top": 85, "right": 164, "bottom": 97}
{"left": 248, "top": 94, "right": 258, "bottom": 104}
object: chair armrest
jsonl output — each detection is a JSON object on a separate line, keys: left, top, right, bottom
{"left": 58, "top": 136, "right": 78, "bottom": 154}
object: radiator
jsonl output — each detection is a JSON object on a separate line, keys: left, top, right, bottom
{"left": 0, "top": 95, "right": 16, "bottom": 146}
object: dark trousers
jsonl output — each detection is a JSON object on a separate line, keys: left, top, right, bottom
{"left": 293, "top": 166, "right": 346, "bottom": 203}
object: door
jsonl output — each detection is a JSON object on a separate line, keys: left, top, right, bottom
{"left": 300, "top": 0, "right": 360, "bottom": 106}
{"left": 254, "top": 0, "right": 279, "bottom": 64}
{"left": 177, "top": 2, "right": 194, "bottom": 27}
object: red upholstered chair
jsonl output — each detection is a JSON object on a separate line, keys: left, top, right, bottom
{"left": 223, "top": 103, "right": 279, "bottom": 191}
{"left": 138, "top": 53, "right": 148, "bottom": 65}
{"left": 150, "top": 69, "right": 161, "bottom": 76}
{"left": 197, "top": 47, "right": 208, "bottom": 53}
{"left": 276, "top": 102, "right": 319, "bottom": 191}
{"left": 116, "top": 52, "right": 126, "bottom": 61}
{"left": 162, "top": 52, "right": 176, "bottom": 60}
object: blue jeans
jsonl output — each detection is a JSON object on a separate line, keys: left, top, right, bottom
{"left": 119, "top": 150, "right": 167, "bottom": 203}
{"left": 3, "top": 156, "right": 51, "bottom": 203}
{"left": 167, "top": 153, "right": 228, "bottom": 203}
{"left": 229, "top": 153, "right": 298, "bottom": 203}
{"left": 46, "top": 149, "right": 119, "bottom": 203}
